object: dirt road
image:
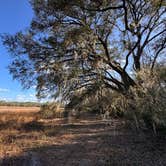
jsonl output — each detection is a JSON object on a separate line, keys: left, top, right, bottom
{"left": 1, "top": 117, "right": 166, "bottom": 166}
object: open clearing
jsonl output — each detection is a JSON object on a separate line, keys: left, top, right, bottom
{"left": 0, "top": 106, "right": 40, "bottom": 113}
{"left": 0, "top": 106, "right": 165, "bottom": 166}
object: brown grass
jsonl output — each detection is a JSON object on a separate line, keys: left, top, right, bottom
{"left": 0, "top": 106, "right": 165, "bottom": 166}
{"left": 0, "top": 106, "right": 40, "bottom": 127}
{"left": 0, "top": 106, "right": 40, "bottom": 113}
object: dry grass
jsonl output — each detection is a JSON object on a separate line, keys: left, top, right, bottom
{"left": 0, "top": 106, "right": 40, "bottom": 113}
{"left": 0, "top": 106, "right": 40, "bottom": 128}
{"left": 0, "top": 106, "right": 165, "bottom": 166}
{"left": 0, "top": 106, "right": 40, "bottom": 160}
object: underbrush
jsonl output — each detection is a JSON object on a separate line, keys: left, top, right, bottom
{"left": 109, "top": 69, "right": 166, "bottom": 135}
{"left": 39, "top": 103, "right": 68, "bottom": 119}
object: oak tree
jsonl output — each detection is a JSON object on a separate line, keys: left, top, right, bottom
{"left": 2, "top": 0, "right": 166, "bottom": 102}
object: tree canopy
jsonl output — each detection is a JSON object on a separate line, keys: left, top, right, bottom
{"left": 2, "top": 0, "right": 166, "bottom": 102}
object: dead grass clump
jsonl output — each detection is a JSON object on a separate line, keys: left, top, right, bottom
{"left": 39, "top": 102, "right": 67, "bottom": 119}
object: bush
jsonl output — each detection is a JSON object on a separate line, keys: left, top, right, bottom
{"left": 109, "top": 68, "right": 166, "bottom": 135}
{"left": 39, "top": 102, "right": 67, "bottom": 119}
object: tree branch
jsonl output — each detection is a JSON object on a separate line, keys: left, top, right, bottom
{"left": 81, "top": 5, "right": 123, "bottom": 12}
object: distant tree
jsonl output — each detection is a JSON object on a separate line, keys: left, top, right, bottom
{"left": 1, "top": 0, "right": 166, "bottom": 102}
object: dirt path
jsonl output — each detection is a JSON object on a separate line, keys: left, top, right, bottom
{"left": 1, "top": 118, "right": 166, "bottom": 166}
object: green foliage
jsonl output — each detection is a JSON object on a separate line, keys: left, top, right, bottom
{"left": 1, "top": 0, "right": 165, "bottom": 102}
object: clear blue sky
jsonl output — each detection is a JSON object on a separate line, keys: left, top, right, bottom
{"left": 0, "top": 0, "right": 38, "bottom": 102}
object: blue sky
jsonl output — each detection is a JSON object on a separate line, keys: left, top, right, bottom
{"left": 0, "top": 0, "right": 38, "bottom": 102}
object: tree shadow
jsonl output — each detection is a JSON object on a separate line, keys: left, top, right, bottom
{"left": 0, "top": 118, "right": 166, "bottom": 166}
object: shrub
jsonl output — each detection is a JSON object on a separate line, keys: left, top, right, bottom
{"left": 109, "top": 67, "right": 166, "bottom": 135}
{"left": 39, "top": 102, "right": 67, "bottom": 119}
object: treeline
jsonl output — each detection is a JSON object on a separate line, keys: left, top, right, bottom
{"left": 0, "top": 101, "right": 41, "bottom": 107}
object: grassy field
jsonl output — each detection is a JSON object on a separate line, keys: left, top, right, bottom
{"left": 0, "top": 106, "right": 165, "bottom": 166}
{"left": 0, "top": 106, "right": 40, "bottom": 113}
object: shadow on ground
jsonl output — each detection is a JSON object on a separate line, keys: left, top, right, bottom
{"left": 0, "top": 118, "right": 166, "bottom": 166}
